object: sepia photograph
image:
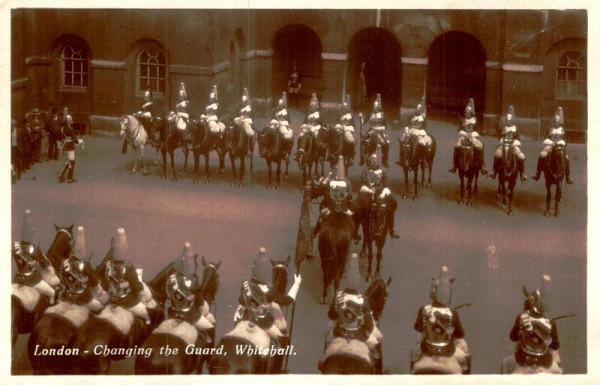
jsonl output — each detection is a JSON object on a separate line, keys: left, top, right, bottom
{"left": 5, "top": 1, "right": 597, "bottom": 384}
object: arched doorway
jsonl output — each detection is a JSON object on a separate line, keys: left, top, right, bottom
{"left": 230, "top": 28, "right": 246, "bottom": 97}
{"left": 426, "top": 31, "right": 486, "bottom": 119}
{"left": 272, "top": 24, "right": 322, "bottom": 108}
{"left": 348, "top": 28, "right": 402, "bottom": 115}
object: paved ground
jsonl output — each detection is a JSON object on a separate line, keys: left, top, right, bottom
{"left": 10, "top": 110, "right": 587, "bottom": 375}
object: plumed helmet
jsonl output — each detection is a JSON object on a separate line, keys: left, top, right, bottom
{"left": 342, "top": 94, "right": 352, "bottom": 113}
{"left": 372, "top": 93, "right": 382, "bottom": 111}
{"left": 31, "top": 107, "right": 41, "bottom": 116}
{"left": 144, "top": 87, "right": 152, "bottom": 102}
{"left": 63, "top": 107, "right": 71, "bottom": 123}
{"left": 344, "top": 253, "right": 361, "bottom": 291}
{"left": 73, "top": 226, "right": 87, "bottom": 259}
{"left": 309, "top": 93, "right": 319, "bottom": 111}
{"left": 113, "top": 228, "right": 129, "bottom": 262}
{"left": 241, "top": 87, "right": 249, "bottom": 105}
{"left": 252, "top": 247, "right": 272, "bottom": 284}
{"left": 209, "top": 85, "right": 218, "bottom": 103}
{"left": 335, "top": 155, "right": 346, "bottom": 180}
{"left": 416, "top": 97, "right": 426, "bottom": 116}
{"left": 367, "top": 153, "right": 379, "bottom": 169}
{"left": 531, "top": 274, "right": 553, "bottom": 314}
{"left": 20, "top": 209, "right": 35, "bottom": 243}
{"left": 281, "top": 92, "right": 288, "bottom": 108}
{"left": 430, "top": 266, "right": 452, "bottom": 306}
{"left": 179, "top": 82, "right": 188, "bottom": 101}
{"left": 552, "top": 107, "right": 564, "bottom": 128}
{"left": 61, "top": 256, "right": 89, "bottom": 295}
{"left": 465, "top": 98, "right": 475, "bottom": 118}
{"left": 167, "top": 272, "right": 196, "bottom": 312}
{"left": 180, "top": 241, "right": 196, "bottom": 278}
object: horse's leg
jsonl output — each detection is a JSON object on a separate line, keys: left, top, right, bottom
{"left": 545, "top": 181, "right": 552, "bottom": 217}
{"left": 467, "top": 173, "right": 474, "bottom": 206}
{"left": 555, "top": 183, "right": 562, "bottom": 217}
{"left": 507, "top": 180, "right": 514, "bottom": 216}
{"left": 193, "top": 150, "right": 200, "bottom": 184}
{"left": 204, "top": 152, "right": 211, "bottom": 184}
{"left": 170, "top": 146, "right": 178, "bottom": 181}
{"left": 181, "top": 143, "right": 189, "bottom": 173}
{"left": 131, "top": 147, "right": 138, "bottom": 174}
{"left": 239, "top": 156, "right": 246, "bottom": 188}
{"left": 459, "top": 174, "right": 465, "bottom": 205}
{"left": 375, "top": 238, "right": 384, "bottom": 277}
{"left": 473, "top": 172, "right": 479, "bottom": 195}
{"left": 283, "top": 157, "right": 290, "bottom": 182}
{"left": 161, "top": 146, "right": 167, "bottom": 180}
{"left": 275, "top": 160, "right": 282, "bottom": 190}
{"left": 419, "top": 162, "right": 425, "bottom": 189}
{"left": 412, "top": 168, "right": 419, "bottom": 201}
{"left": 403, "top": 168, "right": 409, "bottom": 200}
{"left": 266, "top": 160, "right": 273, "bottom": 190}
{"left": 367, "top": 240, "right": 373, "bottom": 282}
{"left": 140, "top": 145, "right": 149, "bottom": 176}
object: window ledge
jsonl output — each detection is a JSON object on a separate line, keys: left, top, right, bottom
{"left": 555, "top": 94, "right": 587, "bottom": 102}
{"left": 59, "top": 86, "right": 88, "bottom": 94}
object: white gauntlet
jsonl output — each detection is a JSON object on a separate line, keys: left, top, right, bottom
{"left": 287, "top": 274, "right": 302, "bottom": 301}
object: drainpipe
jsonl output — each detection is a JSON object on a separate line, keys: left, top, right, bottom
{"left": 376, "top": 9, "right": 381, "bottom": 27}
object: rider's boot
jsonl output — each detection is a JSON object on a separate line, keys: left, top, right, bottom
{"left": 382, "top": 144, "right": 390, "bottom": 168}
{"left": 448, "top": 147, "right": 459, "bottom": 173}
{"left": 566, "top": 156, "right": 574, "bottom": 184}
{"left": 387, "top": 210, "right": 400, "bottom": 239}
{"left": 532, "top": 155, "right": 543, "bottom": 181}
{"left": 67, "top": 160, "right": 77, "bottom": 183}
{"left": 373, "top": 343, "right": 383, "bottom": 374}
{"left": 58, "top": 162, "right": 69, "bottom": 183}
{"left": 476, "top": 148, "right": 488, "bottom": 175}
{"left": 122, "top": 138, "right": 128, "bottom": 154}
{"left": 490, "top": 156, "right": 500, "bottom": 179}
{"left": 519, "top": 158, "right": 528, "bottom": 182}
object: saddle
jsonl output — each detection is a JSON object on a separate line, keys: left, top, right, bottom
{"left": 225, "top": 320, "right": 271, "bottom": 355}
{"left": 153, "top": 318, "right": 199, "bottom": 346}
{"left": 96, "top": 304, "right": 136, "bottom": 335}
{"left": 324, "top": 337, "right": 372, "bottom": 367}
{"left": 12, "top": 283, "right": 41, "bottom": 312}
{"left": 45, "top": 300, "right": 92, "bottom": 328}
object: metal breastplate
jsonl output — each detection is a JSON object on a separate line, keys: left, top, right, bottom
{"left": 167, "top": 273, "right": 196, "bottom": 314}
{"left": 341, "top": 113, "right": 353, "bottom": 126}
{"left": 370, "top": 112, "right": 384, "bottom": 126}
{"left": 520, "top": 315, "right": 553, "bottom": 356}
{"left": 335, "top": 291, "right": 365, "bottom": 331}
{"left": 61, "top": 259, "right": 89, "bottom": 295}
{"left": 366, "top": 169, "right": 384, "bottom": 188}
{"left": 423, "top": 305, "right": 454, "bottom": 349}
{"left": 307, "top": 111, "right": 320, "bottom": 126}
{"left": 13, "top": 242, "right": 39, "bottom": 277}
{"left": 105, "top": 261, "right": 132, "bottom": 299}
{"left": 549, "top": 127, "right": 564, "bottom": 142}
{"left": 243, "top": 280, "right": 271, "bottom": 322}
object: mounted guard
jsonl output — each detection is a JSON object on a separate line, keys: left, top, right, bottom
{"left": 135, "top": 87, "right": 155, "bottom": 130}
{"left": 449, "top": 98, "right": 488, "bottom": 176}
{"left": 364, "top": 93, "right": 391, "bottom": 167}
{"left": 312, "top": 155, "right": 360, "bottom": 242}
{"left": 233, "top": 87, "right": 256, "bottom": 155}
{"left": 324, "top": 253, "right": 383, "bottom": 373}
{"left": 502, "top": 275, "right": 562, "bottom": 374}
{"left": 491, "top": 105, "right": 527, "bottom": 182}
{"left": 201, "top": 84, "right": 226, "bottom": 138}
{"left": 170, "top": 82, "right": 190, "bottom": 132}
{"left": 270, "top": 92, "right": 294, "bottom": 161}
{"left": 297, "top": 93, "right": 322, "bottom": 142}
{"left": 402, "top": 97, "right": 432, "bottom": 150}
{"left": 532, "top": 107, "right": 574, "bottom": 184}
{"left": 334, "top": 94, "right": 357, "bottom": 166}
{"left": 411, "top": 266, "right": 471, "bottom": 374}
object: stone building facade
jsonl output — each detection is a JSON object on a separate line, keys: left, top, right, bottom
{"left": 11, "top": 9, "right": 587, "bottom": 141}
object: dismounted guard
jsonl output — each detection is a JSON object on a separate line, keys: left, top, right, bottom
{"left": 270, "top": 92, "right": 294, "bottom": 160}
{"left": 45, "top": 106, "right": 61, "bottom": 161}
{"left": 202, "top": 85, "right": 226, "bottom": 137}
{"left": 312, "top": 155, "right": 360, "bottom": 242}
{"left": 234, "top": 247, "right": 302, "bottom": 349}
{"left": 57, "top": 108, "right": 84, "bottom": 183}
{"left": 26, "top": 107, "right": 44, "bottom": 164}
{"left": 234, "top": 87, "right": 256, "bottom": 154}
{"left": 365, "top": 93, "right": 391, "bottom": 167}
{"left": 334, "top": 94, "right": 357, "bottom": 166}
{"left": 102, "top": 228, "right": 153, "bottom": 324}
{"left": 60, "top": 226, "right": 107, "bottom": 311}
{"left": 491, "top": 105, "right": 527, "bottom": 181}
{"left": 12, "top": 209, "right": 56, "bottom": 304}
{"left": 531, "top": 107, "right": 574, "bottom": 184}
{"left": 412, "top": 266, "right": 471, "bottom": 373}
{"left": 506, "top": 275, "right": 562, "bottom": 373}
{"left": 327, "top": 253, "right": 383, "bottom": 372}
{"left": 449, "top": 98, "right": 488, "bottom": 175}
{"left": 164, "top": 242, "right": 215, "bottom": 337}
{"left": 357, "top": 153, "right": 400, "bottom": 239}
{"left": 298, "top": 93, "right": 322, "bottom": 140}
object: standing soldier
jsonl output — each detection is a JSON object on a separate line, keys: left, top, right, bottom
{"left": 11, "top": 118, "right": 21, "bottom": 183}
{"left": 57, "top": 108, "right": 83, "bottom": 183}
{"left": 45, "top": 106, "right": 61, "bottom": 161}
{"left": 448, "top": 98, "right": 488, "bottom": 175}
{"left": 26, "top": 107, "right": 44, "bottom": 164}
{"left": 364, "top": 94, "right": 391, "bottom": 167}
{"left": 491, "top": 105, "right": 527, "bottom": 181}
{"left": 233, "top": 87, "right": 256, "bottom": 155}
{"left": 531, "top": 107, "right": 574, "bottom": 184}
{"left": 287, "top": 69, "right": 302, "bottom": 107}
{"left": 12, "top": 209, "right": 57, "bottom": 305}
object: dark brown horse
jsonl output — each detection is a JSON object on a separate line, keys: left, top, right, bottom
{"left": 297, "top": 131, "right": 326, "bottom": 185}
{"left": 359, "top": 196, "right": 390, "bottom": 280}
{"left": 258, "top": 127, "right": 290, "bottom": 190}
{"left": 543, "top": 143, "right": 568, "bottom": 217}
{"left": 134, "top": 256, "right": 221, "bottom": 374}
{"left": 456, "top": 137, "right": 482, "bottom": 206}
{"left": 397, "top": 135, "right": 437, "bottom": 201}
{"left": 46, "top": 224, "right": 74, "bottom": 273}
{"left": 158, "top": 114, "right": 191, "bottom": 181}
{"left": 495, "top": 139, "right": 520, "bottom": 215}
{"left": 185, "top": 120, "right": 228, "bottom": 184}
{"left": 321, "top": 125, "right": 355, "bottom": 176}
{"left": 224, "top": 122, "right": 254, "bottom": 188}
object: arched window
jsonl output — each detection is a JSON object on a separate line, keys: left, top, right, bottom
{"left": 62, "top": 44, "right": 88, "bottom": 88}
{"left": 556, "top": 51, "right": 586, "bottom": 98}
{"left": 137, "top": 48, "right": 166, "bottom": 95}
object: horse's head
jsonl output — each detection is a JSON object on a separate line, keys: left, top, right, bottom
{"left": 119, "top": 115, "right": 132, "bottom": 137}
{"left": 551, "top": 143, "right": 567, "bottom": 179}
{"left": 271, "top": 255, "right": 291, "bottom": 295}
{"left": 200, "top": 256, "right": 221, "bottom": 304}
{"left": 46, "top": 224, "right": 74, "bottom": 272}
{"left": 369, "top": 197, "right": 388, "bottom": 238}
{"left": 459, "top": 139, "right": 474, "bottom": 171}
{"left": 399, "top": 137, "right": 414, "bottom": 167}
{"left": 365, "top": 276, "right": 392, "bottom": 322}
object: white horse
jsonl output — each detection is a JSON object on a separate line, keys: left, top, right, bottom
{"left": 120, "top": 114, "right": 150, "bottom": 175}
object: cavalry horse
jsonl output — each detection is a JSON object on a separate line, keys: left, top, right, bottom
{"left": 296, "top": 131, "right": 326, "bottom": 185}
{"left": 207, "top": 256, "right": 291, "bottom": 374}
{"left": 358, "top": 196, "right": 390, "bottom": 281}
{"left": 120, "top": 115, "right": 151, "bottom": 176}
{"left": 542, "top": 142, "right": 568, "bottom": 217}
{"left": 68, "top": 242, "right": 164, "bottom": 374}
{"left": 258, "top": 127, "right": 290, "bottom": 190}
{"left": 135, "top": 256, "right": 221, "bottom": 374}
{"left": 185, "top": 119, "right": 228, "bottom": 184}
{"left": 318, "top": 277, "right": 392, "bottom": 374}
{"left": 495, "top": 139, "right": 520, "bottom": 215}
{"left": 46, "top": 224, "right": 74, "bottom": 273}
{"left": 321, "top": 125, "right": 355, "bottom": 176}
{"left": 157, "top": 113, "right": 196, "bottom": 181}
{"left": 397, "top": 135, "right": 437, "bottom": 201}
{"left": 224, "top": 122, "right": 255, "bottom": 188}
{"left": 360, "top": 129, "right": 389, "bottom": 169}
{"left": 456, "top": 136, "right": 482, "bottom": 206}
{"left": 12, "top": 227, "right": 64, "bottom": 347}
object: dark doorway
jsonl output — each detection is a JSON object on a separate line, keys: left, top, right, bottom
{"left": 272, "top": 24, "right": 322, "bottom": 108}
{"left": 426, "top": 31, "right": 487, "bottom": 120}
{"left": 348, "top": 28, "right": 402, "bottom": 115}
